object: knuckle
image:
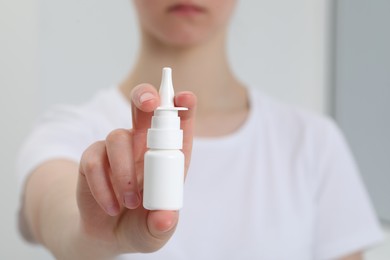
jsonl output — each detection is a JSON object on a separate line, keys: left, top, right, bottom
{"left": 106, "top": 129, "right": 129, "bottom": 144}
{"left": 80, "top": 141, "right": 105, "bottom": 175}
{"left": 82, "top": 156, "right": 102, "bottom": 176}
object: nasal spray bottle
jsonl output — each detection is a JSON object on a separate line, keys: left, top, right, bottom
{"left": 143, "top": 67, "right": 188, "bottom": 210}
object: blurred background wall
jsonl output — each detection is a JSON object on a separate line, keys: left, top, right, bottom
{"left": 0, "top": 0, "right": 388, "bottom": 259}
{"left": 332, "top": 0, "right": 390, "bottom": 223}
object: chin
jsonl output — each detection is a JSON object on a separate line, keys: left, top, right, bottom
{"left": 163, "top": 36, "right": 206, "bottom": 48}
{"left": 156, "top": 28, "right": 216, "bottom": 49}
{"left": 141, "top": 18, "right": 222, "bottom": 49}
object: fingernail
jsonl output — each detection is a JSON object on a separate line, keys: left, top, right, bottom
{"left": 124, "top": 192, "right": 140, "bottom": 209}
{"left": 139, "top": 92, "right": 154, "bottom": 103}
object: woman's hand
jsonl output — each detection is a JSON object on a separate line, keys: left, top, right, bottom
{"left": 77, "top": 83, "right": 196, "bottom": 254}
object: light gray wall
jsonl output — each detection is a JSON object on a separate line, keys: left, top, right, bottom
{"left": 1, "top": 0, "right": 329, "bottom": 258}
{"left": 333, "top": 0, "right": 390, "bottom": 222}
{"left": 0, "top": 1, "right": 51, "bottom": 259}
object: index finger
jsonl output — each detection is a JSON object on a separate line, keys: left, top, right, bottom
{"left": 130, "top": 83, "right": 160, "bottom": 132}
{"left": 130, "top": 85, "right": 197, "bottom": 173}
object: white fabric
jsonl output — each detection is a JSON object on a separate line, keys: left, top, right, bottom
{"left": 17, "top": 86, "right": 383, "bottom": 259}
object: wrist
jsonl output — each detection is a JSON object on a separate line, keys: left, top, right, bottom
{"left": 56, "top": 215, "right": 119, "bottom": 260}
{"left": 41, "top": 211, "right": 119, "bottom": 260}
{"left": 64, "top": 217, "right": 119, "bottom": 260}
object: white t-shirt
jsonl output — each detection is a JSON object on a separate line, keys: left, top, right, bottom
{"left": 17, "top": 86, "right": 383, "bottom": 259}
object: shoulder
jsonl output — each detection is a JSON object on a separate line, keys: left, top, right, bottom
{"left": 17, "top": 87, "right": 130, "bottom": 183}
{"left": 248, "top": 87, "right": 349, "bottom": 178}
{"left": 37, "top": 87, "right": 131, "bottom": 133}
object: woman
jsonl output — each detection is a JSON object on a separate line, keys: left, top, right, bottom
{"left": 18, "top": 0, "right": 382, "bottom": 259}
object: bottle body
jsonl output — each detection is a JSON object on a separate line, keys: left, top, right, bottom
{"left": 143, "top": 149, "right": 185, "bottom": 210}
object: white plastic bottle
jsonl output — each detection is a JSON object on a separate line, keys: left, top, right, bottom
{"left": 143, "top": 67, "right": 188, "bottom": 210}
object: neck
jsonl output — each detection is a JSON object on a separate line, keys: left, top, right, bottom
{"left": 120, "top": 29, "right": 245, "bottom": 116}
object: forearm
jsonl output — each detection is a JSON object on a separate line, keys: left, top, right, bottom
{"left": 339, "top": 252, "right": 363, "bottom": 260}
{"left": 23, "top": 160, "right": 117, "bottom": 259}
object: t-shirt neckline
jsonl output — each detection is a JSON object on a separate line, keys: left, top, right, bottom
{"left": 113, "top": 85, "right": 258, "bottom": 145}
{"left": 194, "top": 86, "right": 258, "bottom": 145}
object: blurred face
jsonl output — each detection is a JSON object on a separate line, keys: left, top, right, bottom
{"left": 133, "top": 0, "right": 237, "bottom": 47}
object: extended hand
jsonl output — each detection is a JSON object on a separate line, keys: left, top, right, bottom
{"left": 77, "top": 83, "right": 196, "bottom": 254}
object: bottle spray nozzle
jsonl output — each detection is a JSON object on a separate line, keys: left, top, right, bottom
{"left": 146, "top": 67, "right": 187, "bottom": 150}
{"left": 157, "top": 67, "right": 188, "bottom": 112}
{"left": 159, "top": 68, "right": 175, "bottom": 108}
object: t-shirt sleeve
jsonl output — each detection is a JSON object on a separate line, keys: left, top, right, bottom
{"left": 16, "top": 105, "right": 97, "bottom": 189}
{"left": 312, "top": 119, "right": 384, "bottom": 259}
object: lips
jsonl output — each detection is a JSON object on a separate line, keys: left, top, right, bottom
{"left": 167, "top": 3, "right": 206, "bottom": 15}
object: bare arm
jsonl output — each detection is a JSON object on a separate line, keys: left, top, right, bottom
{"left": 22, "top": 160, "right": 116, "bottom": 259}
{"left": 340, "top": 252, "right": 363, "bottom": 260}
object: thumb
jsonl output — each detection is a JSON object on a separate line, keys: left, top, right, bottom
{"left": 147, "top": 210, "right": 179, "bottom": 239}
